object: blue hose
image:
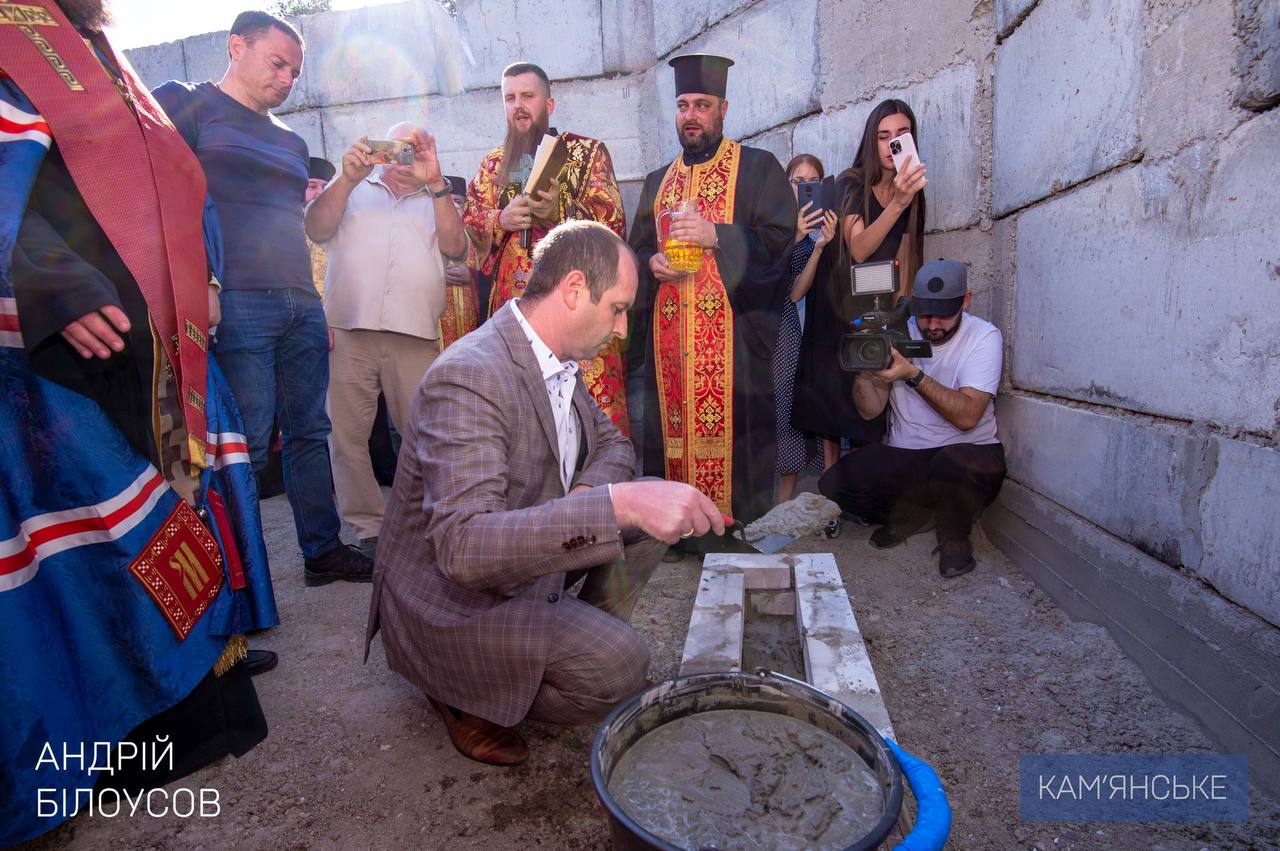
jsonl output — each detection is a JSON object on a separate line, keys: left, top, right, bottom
{"left": 886, "top": 739, "right": 952, "bottom": 851}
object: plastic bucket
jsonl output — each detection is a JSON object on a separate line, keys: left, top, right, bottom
{"left": 591, "top": 670, "right": 904, "bottom": 850}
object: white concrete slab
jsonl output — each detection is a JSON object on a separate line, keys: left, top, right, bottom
{"left": 679, "top": 569, "right": 745, "bottom": 676}
{"left": 703, "top": 553, "right": 792, "bottom": 590}
{"left": 793, "top": 554, "right": 895, "bottom": 740}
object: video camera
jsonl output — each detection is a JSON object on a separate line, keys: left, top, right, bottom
{"left": 837, "top": 259, "right": 933, "bottom": 371}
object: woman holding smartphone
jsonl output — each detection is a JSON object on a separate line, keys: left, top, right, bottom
{"left": 792, "top": 99, "right": 927, "bottom": 469}
{"left": 775, "top": 154, "right": 838, "bottom": 503}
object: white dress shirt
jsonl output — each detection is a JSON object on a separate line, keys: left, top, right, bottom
{"left": 510, "top": 301, "right": 582, "bottom": 492}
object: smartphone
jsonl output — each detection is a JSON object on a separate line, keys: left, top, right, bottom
{"left": 367, "top": 139, "right": 413, "bottom": 166}
{"left": 796, "top": 180, "right": 821, "bottom": 213}
{"left": 889, "top": 132, "right": 920, "bottom": 173}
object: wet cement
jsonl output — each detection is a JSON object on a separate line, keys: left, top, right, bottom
{"left": 740, "top": 611, "right": 806, "bottom": 679}
{"left": 607, "top": 709, "right": 884, "bottom": 850}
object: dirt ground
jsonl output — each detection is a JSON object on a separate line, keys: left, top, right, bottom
{"left": 26, "top": 493, "right": 1280, "bottom": 850}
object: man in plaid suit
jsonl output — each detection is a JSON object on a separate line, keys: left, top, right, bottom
{"left": 367, "top": 220, "right": 723, "bottom": 765}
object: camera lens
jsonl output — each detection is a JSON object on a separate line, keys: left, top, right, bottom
{"left": 890, "top": 140, "right": 900, "bottom": 154}
{"left": 857, "top": 339, "right": 885, "bottom": 365}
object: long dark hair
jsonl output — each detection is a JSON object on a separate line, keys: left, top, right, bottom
{"left": 785, "top": 153, "right": 825, "bottom": 180}
{"left": 837, "top": 99, "right": 926, "bottom": 274}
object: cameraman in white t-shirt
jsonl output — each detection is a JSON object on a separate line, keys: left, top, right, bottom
{"left": 818, "top": 259, "right": 1007, "bottom": 578}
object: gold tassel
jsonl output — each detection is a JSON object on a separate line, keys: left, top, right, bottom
{"left": 212, "top": 634, "right": 248, "bottom": 677}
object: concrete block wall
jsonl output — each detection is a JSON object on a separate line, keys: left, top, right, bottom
{"left": 124, "top": 0, "right": 1279, "bottom": 687}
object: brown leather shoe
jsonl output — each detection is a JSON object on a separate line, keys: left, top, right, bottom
{"left": 428, "top": 697, "right": 529, "bottom": 766}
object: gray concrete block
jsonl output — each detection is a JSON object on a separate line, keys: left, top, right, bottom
{"left": 652, "top": 0, "right": 753, "bottom": 58}
{"left": 993, "top": 0, "right": 1142, "bottom": 214}
{"left": 989, "top": 215, "right": 1015, "bottom": 338}
{"left": 602, "top": 0, "right": 656, "bottom": 74}
{"left": 180, "top": 30, "right": 230, "bottom": 87}
{"left": 456, "top": 0, "right": 603, "bottom": 92}
{"left": 995, "top": 0, "right": 1039, "bottom": 37}
{"left": 124, "top": 40, "right": 186, "bottom": 90}
{"left": 997, "top": 393, "right": 1209, "bottom": 573}
{"left": 984, "top": 481, "right": 1280, "bottom": 796}
{"left": 299, "top": 2, "right": 461, "bottom": 108}
{"left": 793, "top": 64, "right": 982, "bottom": 231}
{"left": 1140, "top": 0, "right": 1242, "bottom": 159}
{"left": 1235, "top": 0, "right": 1280, "bottom": 109}
{"left": 817, "top": 0, "right": 991, "bottom": 110}
{"left": 1010, "top": 109, "right": 1280, "bottom": 433}
{"left": 925, "top": 227, "right": 994, "bottom": 298}
{"left": 742, "top": 126, "right": 793, "bottom": 172}
{"left": 542, "top": 76, "right": 647, "bottom": 182}
{"left": 285, "top": 108, "right": 327, "bottom": 161}
{"left": 619, "top": 180, "right": 644, "bottom": 227}
{"left": 652, "top": 0, "right": 819, "bottom": 152}
{"left": 1198, "top": 436, "right": 1280, "bottom": 628}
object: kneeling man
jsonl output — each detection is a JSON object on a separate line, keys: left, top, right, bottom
{"left": 367, "top": 221, "right": 723, "bottom": 765}
{"left": 820, "top": 259, "right": 1007, "bottom": 578}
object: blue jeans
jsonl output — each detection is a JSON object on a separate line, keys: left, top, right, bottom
{"left": 214, "top": 288, "right": 341, "bottom": 559}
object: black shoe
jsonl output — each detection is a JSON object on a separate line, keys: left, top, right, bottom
{"left": 935, "top": 539, "right": 976, "bottom": 578}
{"left": 304, "top": 543, "right": 374, "bottom": 586}
{"left": 244, "top": 649, "right": 278, "bottom": 676}
{"left": 869, "top": 525, "right": 908, "bottom": 549}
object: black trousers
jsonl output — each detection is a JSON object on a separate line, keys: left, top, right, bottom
{"left": 818, "top": 442, "right": 1007, "bottom": 543}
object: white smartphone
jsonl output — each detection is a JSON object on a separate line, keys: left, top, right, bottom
{"left": 889, "top": 132, "right": 920, "bottom": 173}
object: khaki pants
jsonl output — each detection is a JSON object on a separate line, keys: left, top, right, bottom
{"left": 328, "top": 328, "right": 439, "bottom": 539}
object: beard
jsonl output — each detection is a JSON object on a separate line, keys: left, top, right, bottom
{"left": 678, "top": 114, "right": 724, "bottom": 157}
{"left": 922, "top": 313, "right": 963, "bottom": 345}
{"left": 58, "top": 0, "right": 113, "bottom": 31}
{"left": 496, "top": 108, "right": 549, "bottom": 189}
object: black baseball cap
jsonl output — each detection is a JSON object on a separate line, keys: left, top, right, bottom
{"left": 909, "top": 258, "right": 967, "bottom": 317}
{"left": 308, "top": 157, "right": 336, "bottom": 182}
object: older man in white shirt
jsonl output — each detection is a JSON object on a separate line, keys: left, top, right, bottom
{"left": 305, "top": 122, "right": 468, "bottom": 556}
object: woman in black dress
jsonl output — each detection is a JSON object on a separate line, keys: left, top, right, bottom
{"left": 792, "top": 99, "right": 928, "bottom": 466}
{"left": 775, "top": 154, "right": 838, "bottom": 503}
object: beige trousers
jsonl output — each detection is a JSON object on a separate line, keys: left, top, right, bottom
{"left": 328, "top": 328, "right": 439, "bottom": 539}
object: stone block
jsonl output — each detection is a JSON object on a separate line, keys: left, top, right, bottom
{"left": 1140, "top": 0, "right": 1241, "bottom": 159}
{"left": 1010, "top": 109, "right": 1280, "bottom": 433}
{"left": 299, "top": 2, "right": 463, "bottom": 109}
{"left": 180, "top": 30, "right": 230, "bottom": 88}
{"left": 817, "top": 0, "right": 991, "bottom": 109}
{"left": 679, "top": 569, "right": 745, "bottom": 675}
{"left": 793, "top": 554, "right": 893, "bottom": 739}
{"left": 925, "top": 226, "right": 994, "bottom": 298}
{"left": 542, "top": 76, "right": 648, "bottom": 182}
{"left": 993, "top": 0, "right": 1142, "bottom": 214}
{"left": 1198, "top": 437, "right": 1280, "bottom": 627}
{"left": 703, "top": 553, "right": 793, "bottom": 590}
{"left": 652, "top": 0, "right": 754, "bottom": 58}
{"left": 124, "top": 40, "right": 186, "bottom": 90}
{"left": 1235, "top": 0, "right": 1280, "bottom": 109}
{"left": 456, "top": 0, "right": 603, "bottom": 92}
{"left": 602, "top": 0, "right": 657, "bottom": 74}
{"left": 995, "top": 0, "right": 1039, "bottom": 37}
{"left": 652, "top": 0, "right": 819, "bottom": 154}
{"left": 989, "top": 214, "right": 1015, "bottom": 337}
{"left": 997, "top": 393, "right": 1210, "bottom": 572}
{"left": 793, "top": 63, "right": 982, "bottom": 230}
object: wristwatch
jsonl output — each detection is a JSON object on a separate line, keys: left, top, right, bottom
{"left": 429, "top": 181, "right": 452, "bottom": 198}
{"left": 905, "top": 368, "right": 926, "bottom": 388}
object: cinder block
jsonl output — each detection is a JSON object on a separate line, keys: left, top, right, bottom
{"left": 1199, "top": 437, "right": 1280, "bottom": 628}
{"left": 679, "top": 569, "right": 745, "bottom": 675}
{"left": 993, "top": 0, "right": 1142, "bottom": 214}
{"left": 1010, "top": 108, "right": 1280, "bottom": 433}
{"left": 793, "top": 554, "right": 894, "bottom": 739}
{"left": 299, "top": 2, "right": 462, "bottom": 108}
{"left": 1235, "top": 0, "right": 1280, "bottom": 109}
{"left": 456, "top": 0, "right": 603, "bottom": 92}
{"left": 652, "top": 0, "right": 819, "bottom": 157}
{"left": 794, "top": 64, "right": 982, "bottom": 231}
{"left": 124, "top": 40, "right": 186, "bottom": 90}
{"left": 817, "top": 0, "right": 991, "bottom": 110}
{"left": 652, "top": 0, "right": 754, "bottom": 58}
{"left": 995, "top": 0, "right": 1039, "bottom": 37}
{"left": 1140, "top": 0, "right": 1240, "bottom": 159}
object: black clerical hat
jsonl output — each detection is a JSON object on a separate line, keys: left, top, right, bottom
{"left": 445, "top": 175, "right": 467, "bottom": 197}
{"left": 308, "top": 157, "right": 336, "bottom": 182}
{"left": 668, "top": 53, "right": 735, "bottom": 98}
